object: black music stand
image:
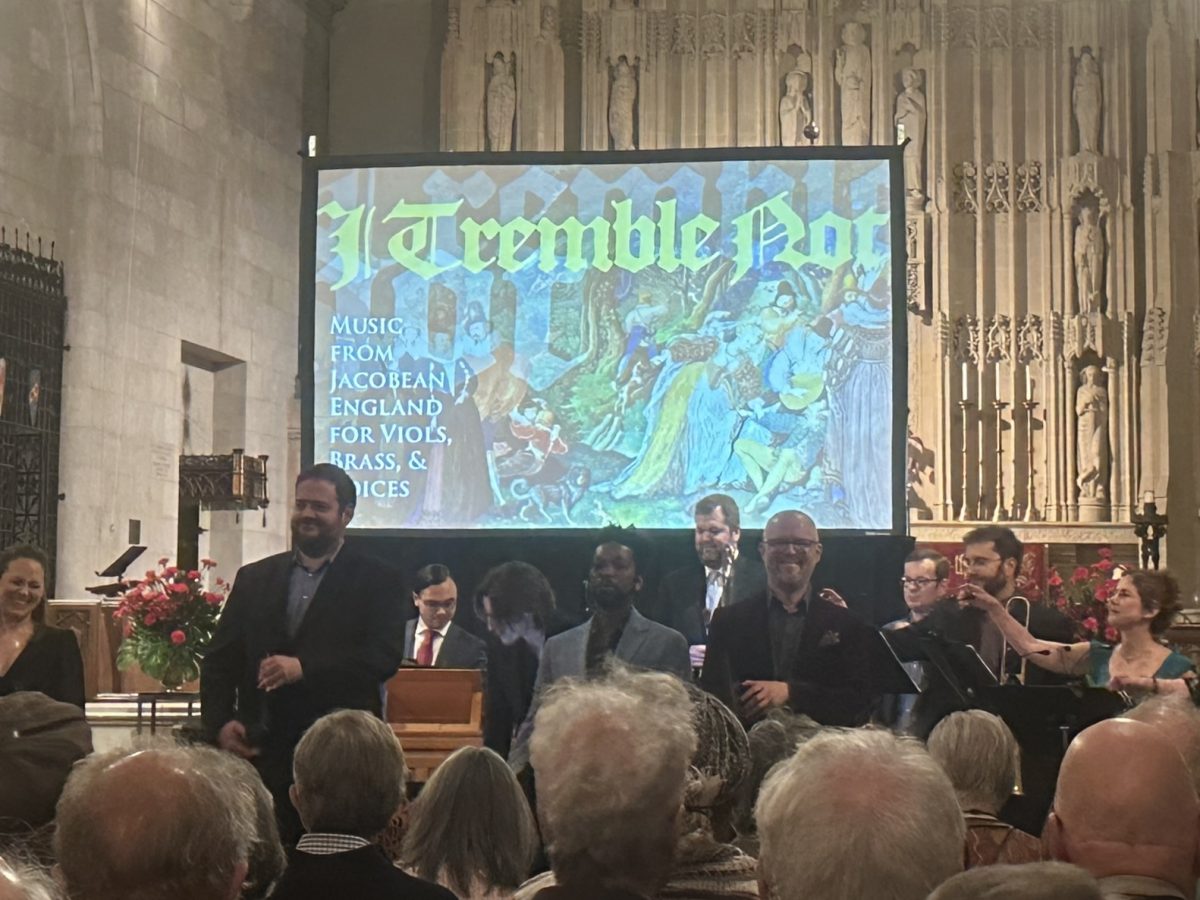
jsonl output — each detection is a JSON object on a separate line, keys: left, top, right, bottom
{"left": 918, "top": 633, "right": 999, "bottom": 705}
{"left": 869, "top": 628, "right": 923, "bottom": 696}
{"left": 85, "top": 546, "right": 147, "bottom": 597}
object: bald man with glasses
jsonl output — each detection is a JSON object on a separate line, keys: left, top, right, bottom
{"left": 700, "top": 510, "right": 877, "bottom": 726}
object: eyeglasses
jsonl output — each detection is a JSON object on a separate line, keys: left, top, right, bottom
{"left": 900, "top": 577, "right": 941, "bottom": 589}
{"left": 762, "top": 539, "right": 820, "bottom": 551}
{"left": 963, "top": 555, "right": 1002, "bottom": 568}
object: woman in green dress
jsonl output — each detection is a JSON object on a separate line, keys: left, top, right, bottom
{"left": 958, "top": 569, "right": 1194, "bottom": 695}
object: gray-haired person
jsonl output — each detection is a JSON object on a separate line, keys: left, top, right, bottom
{"left": 54, "top": 743, "right": 257, "bottom": 900}
{"left": 756, "top": 728, "right": 964, "bottom": 900}
{"left": 271, "top": 710, "right": 454, "bottom": 900}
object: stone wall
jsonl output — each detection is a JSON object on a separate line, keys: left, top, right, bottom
{"left": 0, "top": 0, "right": 334, "bottom": 595}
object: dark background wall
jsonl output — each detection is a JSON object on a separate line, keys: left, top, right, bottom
{"left": 360, "top": 529, "right": 914, "bottom": 635}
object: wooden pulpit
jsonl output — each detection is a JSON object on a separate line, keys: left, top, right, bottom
{"left": 384, "top": 667, "right": 483, "bottom": 783}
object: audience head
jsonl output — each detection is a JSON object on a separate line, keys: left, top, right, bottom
{"left": 1045, "top": 718, "right": 1200, "bottom": 895}
{"left": 412, "top": 563, "right": 457, "bottom": 633}
{"left": 588, "top": 528, "right": 649, "bottom": 614}
{"left": 733, "top": 712, "right": 824, "bottom": 841}
{"left": 292, "top": 464, "right": 355, "bottom": 556}
{"left": 530, "top": 665, "right": 696, "bottom": 898}
{"left": 693, "top": 494, "right": 741, "bottom": 569}
{"left": 682, "top": 684, "right": 750, "bottom": 843}
{"left": 0, "top": 692, "right": 92, "bottom": 838}
{"left": 474, "top": 561, "right": 556, "bottom": 638}
{"left": 1125, "top": 693, "right": 1200, "bottom": 794}
{"left": 902, "top": 548, "right": 949, "bottom": 619}
{"left": 400, "top": 746, "right": 537, "bottom": 897}
{"left": 759, "top": 511, "right": 822, "bottom": 598}
{"left": 755, "top": 728, "right": 964, "bottom": 900}
{"left": 0, "top": 545, "right": 49, "bottom": 626}
{"left": 1112, "top": 570, "right": 1183, "bottom": 637}
{"left": 291, "top": 710, "right": 406, "bottom": 840}
{"left": 962, "top": 525, "right": 1023, "bottom": 598}
{"left": 0, "top": 853, "right": 62, "bottom": 900}
{"left": 928, "top": 862, "right": 1101, "bottom": 900}
{"left": 54, "top": 742, "right": 255, "bottom": 900}
{"left": 927, "top": 710, "right": 1018, "bottom": 815}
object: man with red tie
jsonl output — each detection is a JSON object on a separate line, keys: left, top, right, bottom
{"left": 404, "top": 564, "right": 487, "bottom": 671}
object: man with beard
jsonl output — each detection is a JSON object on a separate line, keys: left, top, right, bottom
{"left": 700, "top": 510, "right": 877, "bottom": 727}
{"left": 647, "top": 494, "right": 766, "bottom": 670}
{"left": 508, "top": 530, "right": 691, "bottom": 773}
{"left": 202, "top": 463, "right": 406, "bottom": 844}
{"left": 954, "top": 525, "right": 1074, "bottom": 684}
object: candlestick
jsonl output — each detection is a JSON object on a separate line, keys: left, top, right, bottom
{"left": 1023, "top": 400, "right": 1039, "bottom": 521}
{"left": 993, "top": 400, "right": 1010, "bottom": 521}
{"left": 958, "top": 400, "right": 974, "bottom": 521}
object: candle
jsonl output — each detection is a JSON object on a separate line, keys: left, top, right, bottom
{"left": 1025, "top": 366, "right": 1032, "bottom": 399}
{"left": 1144, "top": 490, "right": 1155, "bottom": 504}
{"left": 961, "top": 362, "right": 969, "bottom": 398}
{"left": 994, "top": 361, "right": 1002, "bottom": 398}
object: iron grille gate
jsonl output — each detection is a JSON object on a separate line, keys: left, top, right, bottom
{"left": 0, "top": 233, "right": 66, "bottom": 589}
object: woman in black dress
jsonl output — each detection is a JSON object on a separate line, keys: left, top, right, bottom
{"left": 0, "top": 545, "right": 85, "bottom": 707}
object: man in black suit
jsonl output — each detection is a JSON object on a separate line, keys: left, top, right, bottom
{"left": 403, "top": 563, "right": 487, "bottom": 670}
{"left": 201, "top": 463, "right": 406, "bottom": 844}
{"left": 271, "top": 709, "right": 455, "bottom": 900}
{"left": 700, "top": 509, "right": 876, "bottom": 727}
{"left": 650, "top": 494, "right": 766, "bottom": 670}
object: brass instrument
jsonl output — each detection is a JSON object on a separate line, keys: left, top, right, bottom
{"left": 1003, "top": 595, "right": 1031, "bottom": 795}
{"left": 1002, "top": 595, "right": 1032, "bottom": 685}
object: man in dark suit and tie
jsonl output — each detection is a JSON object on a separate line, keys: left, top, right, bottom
{"left": 650, "top": 494, "right": 766, "bottom": 670}
{"left": 201, "top": 463, "right": 406, "bottom": 843}
{"left": 701, "top": 509, "right": 876, "bottom": 727}
{"left": 404, "top": 563, "right": 487, "bottom": 670}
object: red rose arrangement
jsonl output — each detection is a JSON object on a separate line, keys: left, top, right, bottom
{"left": 1046, "top": 548, "right": 1120, "bottom": 644}
{"left": 114, "top": 557, "right": 228, "bottom": 690}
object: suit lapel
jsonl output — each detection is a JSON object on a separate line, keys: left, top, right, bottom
{"left": 436, "top": 624, "right": 461, "bottom": 667}
{"left": 615, "top": 609, "right": 651, "bottom": 663}
{"left": 404, "top": 619, "right": 416, "bottom": 659}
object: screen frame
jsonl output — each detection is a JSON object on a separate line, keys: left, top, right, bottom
{"left": 300, "top": 145, "right": 909, "bottom": 538}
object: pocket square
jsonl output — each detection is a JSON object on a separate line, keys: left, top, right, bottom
{"left": 818, "top": 630, "right": 841, "bottom": 648}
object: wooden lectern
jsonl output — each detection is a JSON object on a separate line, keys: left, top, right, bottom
{"left": 384, "top": 667, "right": 483, "bottom": 783}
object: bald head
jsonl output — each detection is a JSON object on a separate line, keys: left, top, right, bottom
{"left": 760, "top": 510, "right": 822, "bottom": 600}
{"left": 1047, "top": 718, "right": 1200, "bottom": 894}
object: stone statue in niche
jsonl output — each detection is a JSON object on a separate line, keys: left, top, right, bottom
{"left": 779, "top": 70, "right": 812, "bottom": 147}
{"left": 486, "top": 53, "right": 516, "bottom": 152}
{"left": 835, "top": 22, "right": 872, "bottom": 146}
{"left": 894, "top": 68, "right": 926, "bottom": 197}
{"left": 1073, "top": 207, "right": 1104, "bottom": 314}
{"left": 609, "top": 56, "right": 637, "bottom": 151}
{"left": 1072, "top": 49, "right": 1102, "bottom": 155}
{"left": 1075, "top": 365, "right": 1109, "bottom": 501}
{"left": 540, "top": 3, "right": 558, "bottom": 39}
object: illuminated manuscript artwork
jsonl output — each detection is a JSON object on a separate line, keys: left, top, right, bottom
{"left": 313, "top": 157, "right": 897, "bottom": 531}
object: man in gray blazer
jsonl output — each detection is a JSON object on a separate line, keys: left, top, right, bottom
{"left": 508, "top": 531, "right": 691, "bottom": 772}
{"left": 403, "top": 564, "right": 487, "bottom": 671}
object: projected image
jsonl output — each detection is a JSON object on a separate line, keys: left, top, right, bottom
{"left": 313, "top": 157, "right": 895, "bottom": 530}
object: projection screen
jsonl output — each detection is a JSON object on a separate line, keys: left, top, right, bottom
{"left": 303, "top": 149, "right": 906, "bottom": 533}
